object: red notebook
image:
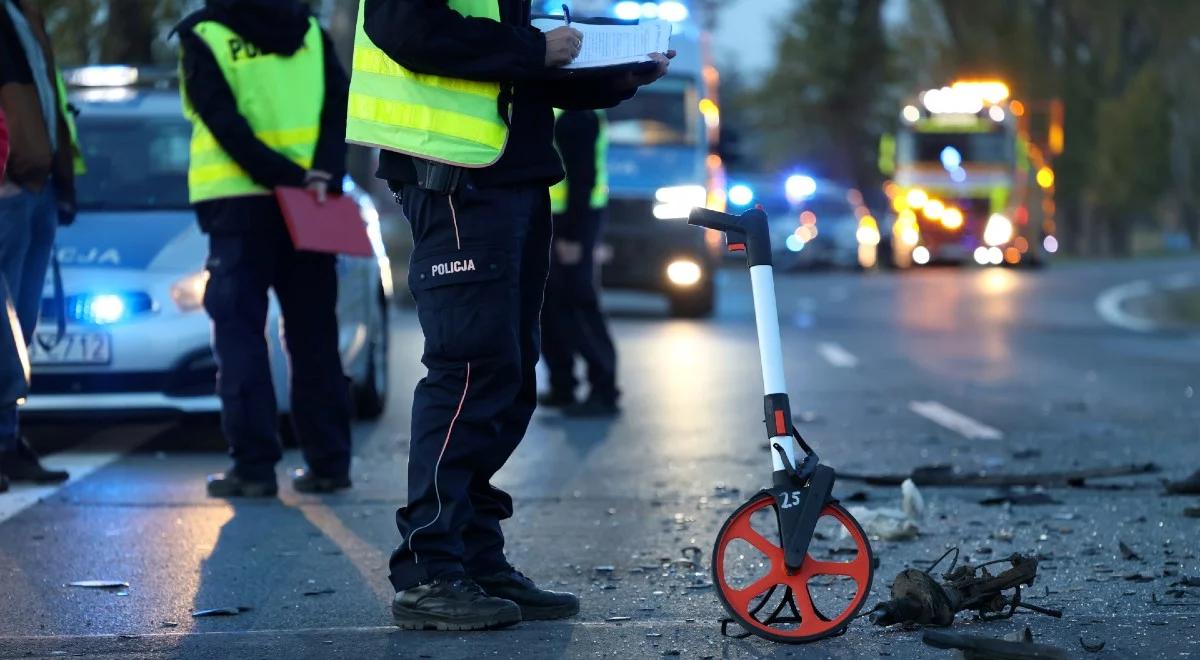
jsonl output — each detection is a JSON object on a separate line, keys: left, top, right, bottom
{"left": 275, "top": 186, "right": 374, "bottom": 257}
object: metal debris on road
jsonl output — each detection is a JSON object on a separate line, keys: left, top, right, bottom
{"left": 160, "top": 622, "right": 179, "bottom": 628}
{"left": 1118, "top": 541, "right": 1141, "bottom": 561}
{"left": 67, "top": 580, "right": 129, "bottom": 589}
{"left": 841, "top": 463, "right": 1158, "bottom": 488}
{"left": 191, "top": 606, "right": 251, "bottom": 617}
{"left": 1164, "top": 469, "right": 1200, "bottom": 495}
{"left": 605, "top": 616, "right": 631, "bottom": 622}
{"left": 922, "top": 629, "right": 1068, "bottom": 659}
{"left": 1079, "top": 637, "right": 1106, "bottom": 653}
{"left": 871, "top": 550, "right": 1062, "bottom": 628}
{"left": 302, "top": 588, "right": 336, "bottom": 596}
{"left": 979, "top": 489, "right": 1062, "bottom": 506}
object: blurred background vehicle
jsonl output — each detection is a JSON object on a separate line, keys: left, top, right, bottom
{"left": 877, "top": 80, "right": 1057, "bottom": 269}
{"left": 545, "top": 1, "right": 725, "bottom": 318}
{"left": 23, "top": 66, "right": 393, "bottom": 422}
{"left": 723, "top": 173, "right": 860, "bottom": 271}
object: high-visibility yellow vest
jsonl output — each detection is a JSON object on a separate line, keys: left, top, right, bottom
{"left": 54, "top": 70, "right": 86, "bottom": 175}
{"left": 345, "top": 0, "right": 509, "bottom": 167}
{"left": 180, "top": 18, "right": 325, "bottom": 203}
{"left": 550, "top": 109, "right": 609, "bottom": 215}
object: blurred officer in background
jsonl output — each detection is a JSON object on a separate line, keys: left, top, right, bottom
{"left": 540, "top": 109, "right": 619, "bottom": 417}
{"left": 175, "top": 0, "right": 352, "bottom": 498}
{"left": 0, "top": 0, "right": 75, "bottom": 488}
{"left": 354, "top": 0, "right": 670, "bottom": 632}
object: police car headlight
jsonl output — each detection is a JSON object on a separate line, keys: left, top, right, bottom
{"left": 654, "top": 185, "right": 707, "bottom": 220}
{"left": 171, "top": 270, "right": 210, "bottom": 312}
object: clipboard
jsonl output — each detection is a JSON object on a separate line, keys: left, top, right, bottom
{"left": 274, "top": 186, "right": 374, "bottom": 257}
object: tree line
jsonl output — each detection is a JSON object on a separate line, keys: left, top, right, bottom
{"left": 736, "top": 0, "right": 1199, "bottom": 256}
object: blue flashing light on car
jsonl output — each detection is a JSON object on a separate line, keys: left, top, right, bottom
{"left": 784, "top": 175, "right": 817, "bottom": 205}
{"left": 727, "top": 183, "right": 754, "bottom": 207}
{"left": 611, "top": 0, "right": 689, "bottom": 22}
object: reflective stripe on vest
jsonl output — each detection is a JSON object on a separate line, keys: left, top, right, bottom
{"left": 345, "top": 0, "right": 508, "bottom": 168}
{"left": 181, "top": 18, "right": 324, "bottom": 203}
{"left": 550, "top": 109, "right": 609, "bottom": 215}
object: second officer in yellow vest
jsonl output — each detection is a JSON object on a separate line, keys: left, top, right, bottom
{"left": 175, "top": 0, "right": 353, "bottom": 498}
{"left": 540, "top": 109, "right": 620, "bottom": 417}
{"left": 356, "top": 0, "right": 671, "bottom": 632}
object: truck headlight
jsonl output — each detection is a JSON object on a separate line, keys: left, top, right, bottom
{"left": 171, "top": 270, "right": 210, "bottom": 312}
{"left": 654, "top": 185, "right": 707, "bottom": 220}
{"left": 666, "top": 259, "right": 703, "bottom": 286}
{"left": 983, "top": 213, "right": 1014, "bottom": 246}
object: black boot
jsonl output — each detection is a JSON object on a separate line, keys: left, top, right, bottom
{"left": 0, "top": 471, "right": 8, "bottom": 493}
{"left": 474, "top": 569, "right": 579, "bottom": 620}
{"left": 1, "top": 438, "right": 69, "bottom": 484}
{"left": 291, "top": 468, "right": 351, "bottom": 494}
{"left": 392, "top": 575, "right": 522, "bottom": 631}
{"left": 206, "top": 472, "right": 278, "bottom": 498}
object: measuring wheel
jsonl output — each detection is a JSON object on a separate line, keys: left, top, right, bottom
{"left": 714, "top": 493, "right": 874, "bottom": 643}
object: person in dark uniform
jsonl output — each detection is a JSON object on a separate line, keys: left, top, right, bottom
{"left": 175, "top": 0, "right": 353, "bottom": 497}
{"left": 540, "top": 109, "right": 619, "bottom": 417}
{"left": 353, "top": 0, "right": 671, "bottom": 631}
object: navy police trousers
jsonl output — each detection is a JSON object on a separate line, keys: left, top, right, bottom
{"left": 202, "top": 206, "right": 352, "bottom": 483}
{"left": 389, "top": 183, "right": 552, "bottom": 590}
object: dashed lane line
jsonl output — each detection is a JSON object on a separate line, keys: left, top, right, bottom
{"left": 817, "top": 342, "right": 859, "bottom": 368}
{"left": 909, "top": 400, "right": 1003, "bottom": 441}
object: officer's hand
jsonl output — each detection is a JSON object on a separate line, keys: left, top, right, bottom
{"left": 57, "top": 200, "right": 77, "bottom": 226}
{"left": 305, "top": 170, "right": 331, "bottom": 204}
{"left": 621, "top": 50, "right": 674, "bottom": 89}
{"left": 554, "top": 239, "right": 584, "bottom": 265}
{"left": 545, "top": 26, "right": 583, "bottom": 67}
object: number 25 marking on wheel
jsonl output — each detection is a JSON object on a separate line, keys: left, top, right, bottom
{"left": 778, "top": 491, "right": 803, "bottom": 509}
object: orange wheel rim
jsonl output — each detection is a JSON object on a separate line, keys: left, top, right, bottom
{"left": 714, "top": 495, "right": 872, "bottom": 640}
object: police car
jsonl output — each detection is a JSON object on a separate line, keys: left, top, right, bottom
{"left": 23, "top": 67, "right": 393, "bottom": 420}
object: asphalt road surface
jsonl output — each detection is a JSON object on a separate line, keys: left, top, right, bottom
{"left": 2, "top": 257, "right": 1198, "bottom": 659}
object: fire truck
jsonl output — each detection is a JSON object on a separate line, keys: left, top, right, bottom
{"left": 876, "top": 80, "right": 1059, "bottom": 268}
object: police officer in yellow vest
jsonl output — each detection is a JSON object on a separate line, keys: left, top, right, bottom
{"left": 355, "top": 0, "right": 670, "bottom": 631}
{"left": 540, "top": 109, "right": 619, "bottom": 417}
{"left": 175, "top": 0, "right": 353, "bottom": 498}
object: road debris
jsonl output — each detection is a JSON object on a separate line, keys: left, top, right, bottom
{"left": 1079, "top": 636, "right": 1105, "bottom": 653}
{"left": 302, "top": 588, "right": 336, "bottom": 596}
{"left": 842, "top": 463, "right": 1158, "bottom": 488}
{"left": 979, "top": 489, "right": 1062, "bottom": 506}
{"left": 1164, "top": 469, "right": 1200, "bottom": 495}
{"left": 191, "top": 606, "right": 251, "bottom": 617}
{"left": 160, "top": 622, "right": 179, "bottom": 628}
{"left": 871, "top": 551, "right": 1061, "bottom": 627}
{"left": 847, "top": 478, "right": 923, "bottom": 542}
{"left": 923, "top": 629, "right": 1068, "bottom": 659}
{"left": 1118, "top": 541, "right": 1141, "bottom": 561}
{"left": 605, "top": 616, "right": 631, "bottom": 622}
{"left": 67, "top": 580, "right": 129, "bottom": 589}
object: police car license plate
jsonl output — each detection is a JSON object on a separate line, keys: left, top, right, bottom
{"left": 28, "top": 331, "right": 112, "bottom": 366}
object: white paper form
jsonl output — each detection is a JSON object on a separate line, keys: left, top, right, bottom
{"left": 532, "top": 18, "right": 671, "bottom": 70}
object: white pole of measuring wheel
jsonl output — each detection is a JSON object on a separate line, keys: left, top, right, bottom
{"left": 749, "top": 264, "right": 796, "bottom": 472}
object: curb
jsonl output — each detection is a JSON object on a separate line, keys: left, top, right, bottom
{"left": 1095, "top": 274, "right": 1200, "bottom": 333}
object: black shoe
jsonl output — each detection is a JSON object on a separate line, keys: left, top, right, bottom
{"left": 392, "top": 576, "right": 521, "bottom": 631}
{"left": 537, "top": 391, "right": 576, "bottom": 408}
{"left": 0, "top": 472, "right": 8, "bottom": 493}
{"left": 563, "top": 397, "right": 620, "bottom": 419}
{"left": 291, "top": 468, "right": 352, "bottom": 494}
{"left": 1, "top": 438, "right": 69, "bottom": 483}
{"left": 205, "top": 472, "right": 278, "bottom": 498}
{"left": 474, "top": 569, "right": 579, "bottom": 620}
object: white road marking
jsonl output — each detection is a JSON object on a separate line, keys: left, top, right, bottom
{"left": 817, "top": 342, "right": 859, "bottom": 368}
{"left": 1095, "top": 280, "right": 1158, "bottom": 333}
{"left": 909, "top": 400, "right": 1003, "bottom": 441}
{"left": 0, "top": 443, "right": 138, "bottom": 525}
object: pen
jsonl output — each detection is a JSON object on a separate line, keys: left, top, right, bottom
{"left": 562, "top": 3, "right": 571, "bottom": 25}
